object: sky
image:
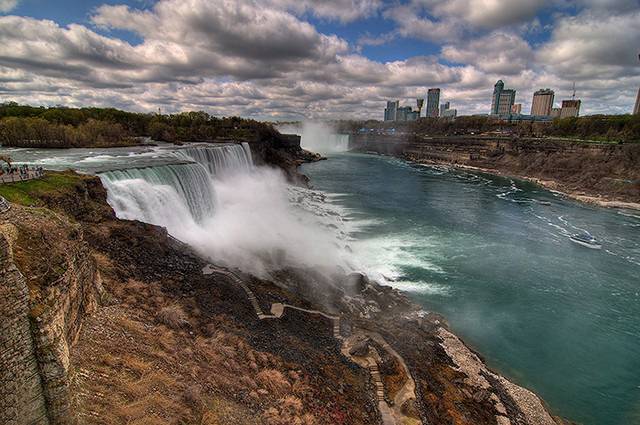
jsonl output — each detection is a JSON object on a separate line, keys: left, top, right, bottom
{"left": 0, "top": 0, "right": 639, "bottom": 120}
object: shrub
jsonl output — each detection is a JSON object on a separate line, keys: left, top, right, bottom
{"left": 157, "top": 305, "right": 189, "bottom": 329}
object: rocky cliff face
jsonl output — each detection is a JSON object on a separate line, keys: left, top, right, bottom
{"left": 248, "top": 133, "right": 324, "bottom": 185}
{"left": 352, "top": 134, "right": 640, "bottom": 204}
{"left": 0, "top": 205, "right": 104, "bottom": 425}
{"left": 1, "top": 230, "right": 49, "bottom": 425}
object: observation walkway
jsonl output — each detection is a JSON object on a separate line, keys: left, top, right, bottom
{"left": 0, "top": 170, "right": 44, "bottom": 184}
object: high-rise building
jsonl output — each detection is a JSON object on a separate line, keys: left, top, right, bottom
{"left": 511, "top": 104, "right": 522, "bottom": 114}
{"left": 426, "top": 88, "right": 440, "bottom": 118}
{"left": 560, "top": 100, "right": 581, "bottom": 118}
{"left": 491, "top": 80, "right": 504, "bottom": 115}
{"left": 498, "top": 89, "right": 516, "bottom": 115}
{"left": 634, "top": 88, "right": 640, "bottom": 115}
{"left": 531, "top": 89, "right": 555, "bottom": 116}
{"left": 490, "top": 80, "right": 516, "bottom": 116}
{"left": 384, "top": 100, "right": 399, "bottom": 121}
{"left": 442, "top": 108, "right": 457, "bottom": 118}
{"left": 396, "top": 106, "right": 411, "bottom": 121}
{"left": 439, "top": 101, "right": 457, "bottom": 118}
{"left": 440, "top": 102, "right": 450, "bottom": 116}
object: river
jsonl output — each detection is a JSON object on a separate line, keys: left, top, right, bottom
{"left": 2, "top": 142, "right": 639, "bottom": 424}
{"left": 301, "top": 152, "right": 640, "bottom": 425}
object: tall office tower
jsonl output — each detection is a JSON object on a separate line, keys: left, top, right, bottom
{"left": 497, "top": 89, "right": 516, "bottom": 115}
{"left": 384, "top": 100, "right": 399, "bottom": 121}
{"left": 634, "top": 88, "right": 640, "bottom": 115}
{"left": 531, "top": 89, "right": 555, "bottom": 116}
{"left": 426, "top": 88, "right": 441, "bottom": 117}
{"left": 491, "top": 80, "right": 504, "bottom": 115}
{"left": 560, "top": 100, "right": 581, "bottom": 118}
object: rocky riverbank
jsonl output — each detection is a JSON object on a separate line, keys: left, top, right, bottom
{"left": 351, "top": 134, "right": 640, "bottom": 210}
{"left": 0, "top": 139, "right": 569, "bottom": 424}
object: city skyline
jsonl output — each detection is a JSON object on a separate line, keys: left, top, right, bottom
{"left": 0, "top": 0, "right": 639, "bottom": 119}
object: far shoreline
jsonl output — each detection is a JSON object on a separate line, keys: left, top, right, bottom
{"left": 368, "top": 152, "right": 640, "bottom": 212}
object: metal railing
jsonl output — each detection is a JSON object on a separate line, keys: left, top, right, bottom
{"left": 0, "top": 196, "right": 10, "bottom": 213}
{"left": 0, "top": 169, "right": 44, "bottom": 184}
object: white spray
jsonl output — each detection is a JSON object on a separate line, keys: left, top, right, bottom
{"left": 278, "top": 121, "right": 350, "bottom": 154}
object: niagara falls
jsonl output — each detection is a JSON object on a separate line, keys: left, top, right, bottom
{"left": 2, "top": 1, "right": 640, "bottom": 424}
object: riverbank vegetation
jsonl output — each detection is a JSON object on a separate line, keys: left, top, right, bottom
{"left": 339, "top": 114, "right": 640, "bottom": 143}
{"left": 0, "top": 102, "right": 280, "bottom": 148}
{"left": 0, "top": 171, "right": 82, "bottom": 206}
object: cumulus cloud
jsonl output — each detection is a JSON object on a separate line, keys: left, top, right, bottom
{"left": 271, "top": 0, "right": 382, "bottom": 22}
{"left": 0, "top": 0, "right": 638, "bottom": 117}
{"left": 384, "top": 0, "right": 550, "bottom": 42}
{"left": 442, "top": 32, "right": 534, "bottom": 75}
{"left": 537, "top": 10, "right": 640, "bottom": 80}
{"left": 0, "top": 0, "right": 19, "bottom": 13}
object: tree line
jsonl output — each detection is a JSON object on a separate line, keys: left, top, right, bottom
{"left": 336, "top": 114, "right": 640, "bottom": 143}
{"left": 0, "top": 103, "right": 281, "bottom": 148}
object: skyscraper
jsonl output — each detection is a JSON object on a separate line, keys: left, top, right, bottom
{"left": 560, "top": 100, "right": 581, "bottom": 118}
{"left": 426, "top": 88, "right": 440, "bottom": 118}
{"left": 440, "top": 102, "right": 450, "bottom": 116}
{"left": 498, "top": 89, "right": 516, "bottom": 115}
{"left": 634, "top": 88, "right": 640, "bottom": 115}
{"left": 511, "top": 104, "right": 522, "bottom": 114}
{"left": 384, "top": 100, "right": 399, "bottom": 121}
{"left": 490, "top": 80, "right": 504, "bottom": 115}
{"left": 490, "top": 80, "right": 517, "bottom": 116}
{"left": 531, "top": 89, "right": 555, "bottom": 116}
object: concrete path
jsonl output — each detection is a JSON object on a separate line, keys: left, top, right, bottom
{"left": 202, "top": 264, "right": 418, "bottom": 425}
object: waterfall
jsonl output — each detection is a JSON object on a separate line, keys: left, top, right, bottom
{"left": 100, "top": 163, "right": 215, "bottom": 224}
{"left": 174, "top": 143, "right": 253, "bottom": 176}
{"left": 98, "top": 141, "right": 355, "bottom": 278}
{"left": 278, "top": 122, "right": 350, "bottom": 154}
{"left": 99, "top": 143, "right": 252, "bottom": 230}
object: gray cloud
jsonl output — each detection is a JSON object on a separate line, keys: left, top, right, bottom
{"left": 0, "top": 0, "right": 18, "bottom": 13}
{"left": 0, "top": 0, "right": 638, "bottom": 118}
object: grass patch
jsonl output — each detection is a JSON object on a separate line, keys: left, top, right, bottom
{"left": 0, "top": 171, "right": 83, "bottom": 206}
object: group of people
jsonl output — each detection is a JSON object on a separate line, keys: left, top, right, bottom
{"left": 0, "top": 164, "right": 44, "bottom": 180}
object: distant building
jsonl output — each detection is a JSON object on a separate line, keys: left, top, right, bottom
{"left": 442, "top": 108, "right": 457, "bottom": 118}
{"left": 440, "top": 102, "right": 457, "bottom": 118}
{"left": 634, "top": 88, "right": 640, "bottom": 115}
{"left": 440, "top": 102, "right": 450, "bottom": 116}
{"left": 384, "top": 100, "right": 420, "bottom": 121}
{"left": 397, "top": 106, "right": 420, "bottom": 121}
{"left": 407, "top": 110, "right": 420, "bottom": 121}
{"left": 384, "top": 101, "right": 399, "bottom": 121}
{"left": 511, "top": 104, "right": 522, "bottom": 114}
{"left": 427, "top": 88, "right": 441, "bottom": 117}
{"left": 531, "top": 89, "right": 555, "bottom": 116}
{"left": 417, "top": 98, "right": 425, "bottom": 117}
{"left": 550, "top": 107, "right": 561, "bottom": 118}
{"left": 396, "top": 106, "right": 409, "bottom": 121}
{"left": 490, "top": 80, "right": 516, "bottom": 116}
{"left": 560, "top": 100, "right": 581, "bottom": 118}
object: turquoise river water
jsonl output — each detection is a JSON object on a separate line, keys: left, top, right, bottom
{"left": 301, "top": 152, "right": 640, "bottom": 425}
